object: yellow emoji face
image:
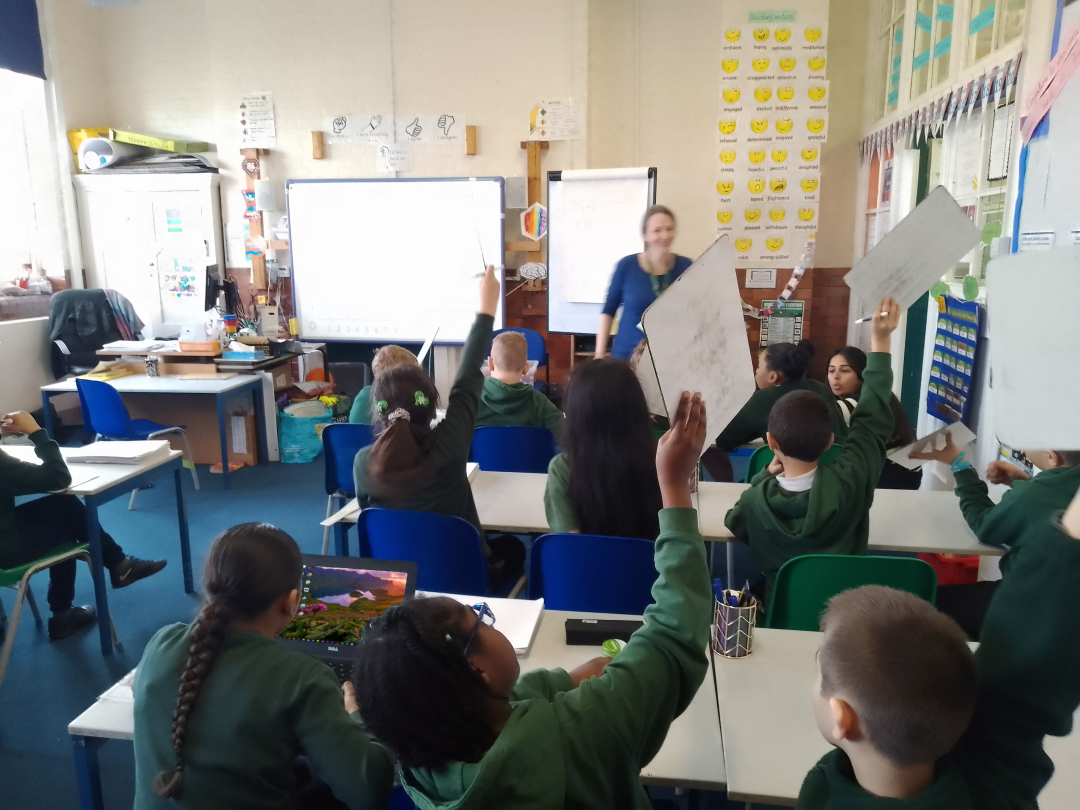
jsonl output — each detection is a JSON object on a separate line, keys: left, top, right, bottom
{"left": 801, "top": 147, "right": 818, "bottom": 161}
{"left": 774, "top": 27, "right": 791, "bottom": 42}
{"left": 719, "top": 150, "right": 736, "bottom": 164}
{"left": 717, "top": 210, "right": 733, "bottom": 223}
{"left": 717, "top": 181, "right": 735, "bottom": 195}
{"left": 808, "top": 86, "right": 827, "bottom": 101}
{"left": 771, "top": 149, "right": 788, "bottom": 162}
{"left": 808, "top": 56, "right": 826, "bottom": 71}
{"left": 753, "top": 28, "right": 769, "bottom": 41}
{"left": 798, "top": 208, "right": 816, "bottom": 221}
{"left": 750, "top": 118, "right": 768, "bottom": 133}
{"left": 723, "top": 88, "right": 741, "bottom": 103}
{"left": 770, "top": 178, "right": 787, "bottom": 192}
{"left": 744, "top": 207, "right": 761, "bottom": 222}
{"left": 748, "top": 179, "right": 765, "bottom": 194}
{"left": 805, "top": 26, "right": 822, "bottom": 42}
{"left": 769, "top": 208, "right": 786, "bottom": 222}
{"left": 775, "top": 118, "right": 793, "bottom": 133}
{"left": 722, "top": 59, "right": 739, "bottom": 73}
{"left": 725, "top": 28, "right": 741, "bottom": 42}
{"left": 807, "top": 118, "right": 825, "bottom": 133}
{"left": 778, "top": 57, "right": 796, "bottom": 72}
{"left": 752, "top": 58, "right": 770, "bottom": 73}
{"left": 749, "top": 150, "right": 766, "bottom": 164}
{"left": 735, "top": 238, "right": 753, "bottom": 252}
{"left": 766, "top": 237, "right": 784, "bottom": 251}
{"left": 719, "top": 119, "right": 737, "bottom": 134}
{"left": 777, "top": 85, "right": 795, "bottom": 101}
{"left": 754, "top": 87, "right": 772, "bottom": 102}
{"left": 801, "top": 177, "right": 819, "bottom": 192}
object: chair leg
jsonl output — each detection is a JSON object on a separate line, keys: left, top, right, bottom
{"left": 322, "top": 495, "right": 337, "bottom": 556}
{"left": 128, "top": 489, "right": 138, "bottom": 511}
{"left": 0, "top": 581, "right": 29, "bottom": 688}
{"left": 149, "top": 428, "right": 200, "bottom": 490}
{"left": 24, "top": 586, "right": 43, "bottom": 630}
{"left": 507, "top": 574, "right": 527, "bottom": 600}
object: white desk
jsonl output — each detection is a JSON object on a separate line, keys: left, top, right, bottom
{"left": 41, "top": 375, "right": 269, "bottom": 490}
{"left": 712, "top": 628, "right": 1079, "bottom": 807}
{"left": 4, "top": 446, "right": 193, "bottom": 655}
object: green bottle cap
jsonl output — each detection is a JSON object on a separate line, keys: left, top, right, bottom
{"left": 601, "top": 638, "right": 626, "bottom": 657}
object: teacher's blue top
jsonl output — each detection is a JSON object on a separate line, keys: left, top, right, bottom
{"left": 602, "top": 253, "right": 692, "bottom": 359}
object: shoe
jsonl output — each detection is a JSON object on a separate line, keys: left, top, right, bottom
{"left": 48, "top": 606, "right": 97, "bottom": 641}
{"left": 110, "top": 556, "right": 167, "bottom": 589}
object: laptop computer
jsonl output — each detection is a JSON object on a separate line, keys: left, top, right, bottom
{"left": 278, "top": 554, "right": 418, "bottom": 684}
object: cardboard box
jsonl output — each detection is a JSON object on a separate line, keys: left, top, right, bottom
{"left": 123, "top": 393, "right": 258, "bottom": 466}
{"left": 272, "top": 360, "right": 295, "bottom": 391}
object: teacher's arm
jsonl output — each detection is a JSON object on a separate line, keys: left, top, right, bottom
{"left": 596, "top": 260, "right": 626, "bottom": 359}
{"left": 595, "top": 315, "right": 614, "bottom": 360}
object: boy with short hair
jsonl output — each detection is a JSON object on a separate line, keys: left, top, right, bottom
{"left": 348, "top": 345, "right": 418, "bottom": 424}
{"left": 725, "top": 298, "right": 899, "bottom": 603}
{"left": 476, "top": 331, "right": 564, "bottom": 439}
{"left": 801, "top": 490, "right": 1080, "bottom": 807}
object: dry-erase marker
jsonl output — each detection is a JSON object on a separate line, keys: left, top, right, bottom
{"left": 854, "top": 311, "right": 890, "bottom": 324}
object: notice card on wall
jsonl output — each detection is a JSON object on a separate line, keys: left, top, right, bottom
{"left": 528, "top": 99, "right": 582, "bottom": 141}
{"left": 375, "top": 144, "right": 414, "bottom": 173}
{"left": 240, "top": 92, "right": 276, "bottom": 148}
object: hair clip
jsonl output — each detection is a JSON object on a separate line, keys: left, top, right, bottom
{"left": 445, "top": 633, "right": 453, "bottom": 642}
{"left": 387, "top": 408, "right": 412, "bottom": 424}
{"left": 414, "top": 391, "right": 430, "bottom": 407}
{"left": 376, "top": 400, "right": 388, "bottom": 415}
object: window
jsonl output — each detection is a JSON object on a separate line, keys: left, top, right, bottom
{"left": 877, "top": 0, "right": 906, "bottom": 118}
{"left": 967, "top": 0, "right": 1025, "bottom": 66}
{"left": 913, "top": 1, "right": 955, "bottom": 95}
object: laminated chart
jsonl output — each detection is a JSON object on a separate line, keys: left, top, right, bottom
{"left": 717, "top": 22, "right": 827, "bottom": 265}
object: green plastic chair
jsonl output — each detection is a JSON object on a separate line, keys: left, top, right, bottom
{"left": 765, "top": 554, "right": 938, "bottom": 631}
{"left": 744, "top": 443, "right": 844, "bottom": 482}
{"left": 0, "top": 543, "right": 118, "bottom": 688}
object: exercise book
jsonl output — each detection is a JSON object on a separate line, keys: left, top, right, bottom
{"left": 419, "top": 593, "right": 544, "bottom": 655}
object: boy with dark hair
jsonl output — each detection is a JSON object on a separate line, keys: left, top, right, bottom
{"left": 800, "top": 489, "right": 1080, "bottom": 807}
{"left": 725, "top": 298, "right": 899, "bottom": 603}
{"left": 476, "top": 331, "right": 564, "bottom": 440}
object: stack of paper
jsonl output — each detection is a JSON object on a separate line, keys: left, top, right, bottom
{"left": 64, "top": 440, "right": 172, "bottom": 465}
{"left": 98, "top": 669, "right": 137, "bottom": 702}
{"left": 419, "top": 593, "right": 545, "bottom": 655}
{"left": 102, "top": 340, "right": 165, "bottom": 351}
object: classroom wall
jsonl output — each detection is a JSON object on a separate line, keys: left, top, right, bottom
{"left": 0, "top": 318, "right": 54, "bottom": 414}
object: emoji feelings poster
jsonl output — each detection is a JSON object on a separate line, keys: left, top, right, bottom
{"left": 718, "top": 22, "right": 827, "bottom": 264}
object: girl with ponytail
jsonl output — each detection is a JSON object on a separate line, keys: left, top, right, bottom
{"left": 352, "top": 266, "right": 525, "bottom": 589}
{"left": 132, "top": 523, "right": 393, "bottom": 809}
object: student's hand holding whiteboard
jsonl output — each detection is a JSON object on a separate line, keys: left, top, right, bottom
{"left": 894, "top": 421, "right": 976, "bottom": 469}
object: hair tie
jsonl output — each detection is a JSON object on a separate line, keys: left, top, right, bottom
{"left": 387, "top": 408, "right": 412, "bottom": 425}
{"left": 414, "top": 391, "right": 430, "bottom": 407}
{"left": 445, "top": 633, "right": 453, "bottom": 642}
{"left": 376, "top": 400, "right": 388, "bottom": 415}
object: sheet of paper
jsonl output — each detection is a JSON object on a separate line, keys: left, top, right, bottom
{"left": 1020, "top": 23, "right": 1080, "bottom": 142}
{"left": 635, "top": 343, "right": 667, "bottom": 417}
{"left": 375, "top": 144, "right": 414, "bottom": 173}
{"left": 419, "top": 593, "right": 544, "bottom": 655}
{"left": 324, "top": 113, "right": 393, "bottom": 144}
{"left": 394, "top": 114, "right": 466, "bottom": 144}
{"left": 98, "top": 669, "right": 137, "bottom": 702}
{"left": 843, "top": 186, "right": 981, "bottom": 312}
{"left": 321, "top": 498, "right": 361, "bottom": 526}
{"left": 641, "top": 236, "right": 757, "bottom": 456}
{"left": 987, "top": 103, "right": 1013, "bottom": 181}
{"left": 239, "top": 91, "right": 276, "bottom": 148}
{"left": 951, "top": 114, "right": 983, "bottom": 195}
{"left": 528, "top": 99, "right": 581, "bottom": 141}
{"left": 886, "top": 420, "right": 976, "bottom": 470}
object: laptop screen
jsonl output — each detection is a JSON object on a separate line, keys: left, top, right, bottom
{"left": 279, "top": 555, "right": 417, "bottom": 657}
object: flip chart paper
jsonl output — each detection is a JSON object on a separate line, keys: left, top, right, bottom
{"left": 642, "top": 236, "right": 756, "bottom": 456}
{"left": 886, "top": 421, "right": 976, "bottom": 470}
{"left": 843, "top": 186, "right": 981, "bottom": 311}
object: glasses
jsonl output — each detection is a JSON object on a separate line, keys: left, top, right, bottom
{"left": 462, "top": 602, "right": 496, "bottom": 655}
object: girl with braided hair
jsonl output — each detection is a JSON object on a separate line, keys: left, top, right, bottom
{"left": 132, "top": 523, "right": 394, "bottom": 809}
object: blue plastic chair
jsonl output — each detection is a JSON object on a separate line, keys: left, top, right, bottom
{"left": 357, "top": 508, "right": 489, "bottom": 596}
{"left": 529, "top": 533, "right": 657, "bottom": 615}
{"left": 76, "top": 378, "right": 200, "bottom": 506}
{"left": 321, "top": 423, "right": 375, "bottom": 554}
{"left": 471, "top": 426, "right": 556, "bottom": 473}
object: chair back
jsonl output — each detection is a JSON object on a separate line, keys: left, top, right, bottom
{"left": 75, "top": 378, "right": 134, "bottom": 439}
{"left": 766, "top": 554, "right": 938, "bottom": 631}
{"left": 471, "top": 426, "right": 556, "bottom": 473}
{"left": 744, "top": 443, "right": 844, "bottom": 482}
{"left": 323, "top": 423, "right": 375, "bottom": 496}
{"left": 358, "top": 508, "right": 489, "bottom": 596}
{"left": 491, "top": 327, "right": 547, "bottom": 365}
{"left": 529, "top": 533, "right": 656, "bottom": 614}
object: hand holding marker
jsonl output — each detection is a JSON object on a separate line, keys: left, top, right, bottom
{"left": 854, "top": 310, "right": 891, "bottom": 324}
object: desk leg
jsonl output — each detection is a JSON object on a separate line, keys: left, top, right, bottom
{"left": 335, "top": 522, "right": 349, "bottom": 557}
{"left": 85, "top": 499, "right": 113, "bottom": 656}
{"left": 174, "top": 468, "right": 194, "bottom": 593}
{"left": 72, "top": 735, "right": 106, "bottom": 810}
{"left": 252, "top": 381, "right": 269, "bottom": 466}
{"left": 216, "top": 392, "right": 231, "bottom": 491}
{"left": 42, "top": 391, "right": 57, "bottom": 439}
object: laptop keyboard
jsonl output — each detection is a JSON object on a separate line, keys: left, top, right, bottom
{"left": 325, "top": 659, "right": 354, "bottom": 685}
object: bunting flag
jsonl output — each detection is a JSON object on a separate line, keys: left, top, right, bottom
{"left": 946, "top": 88, "right": 960, "bottom": 126}
{"left": 991, "top": 64, "right": 1005, "bottom": 105}
{"left": 921, "top": 105, "right": 930, "bottom": 142}
{"left": 983, "top": 67, "right": 999, "bottom": 112}
{"left": 1005, "top": 53, "right": 1021, "bottom": 98}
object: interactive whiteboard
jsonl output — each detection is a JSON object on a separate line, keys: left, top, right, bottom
{"left": 287, "top": 178, "right": 505, "bottom": 343}
{"left": 547, "top": 168, "right": 656, "bottom": 334}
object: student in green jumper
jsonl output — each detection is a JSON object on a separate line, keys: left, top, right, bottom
{"left": 353, "top": 267, "right": 524, "bottom": 587}
{"left": 476, "top": 330, "right": 563, "bottom": 439}
{"left": 725, "top": 298, "right": 899, "bottom": 604}
{"left": 353, "top": 392, "right": 711, "bottom": 810}
{"left": 543, "top": 358, "right": 662, "bottom": 538}
{"left": 716, "top": 339, "right": 848, "bottom": 452}
{"left": 798, "top": 488, "right": 1080, "bottom": 809}
{"left": 133, "top": 523, "right": 394, "bottom": 809}
{"left": 348, "top": 345, "right": 418, "bottom": 424}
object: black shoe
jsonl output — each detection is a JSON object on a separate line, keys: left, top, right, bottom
{"left": 110, "top": 556, "right": 167, "bottom": 589}
{"left": 48, "top": 606, "right": 97, "bottom": 641}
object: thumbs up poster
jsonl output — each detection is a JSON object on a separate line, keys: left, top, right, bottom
{"left": 716, "top": 17, "right": 828, "bottom": 266}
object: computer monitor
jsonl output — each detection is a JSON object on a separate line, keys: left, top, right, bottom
{"left": 204, "top": 266, "right": 222, "bottom": 312}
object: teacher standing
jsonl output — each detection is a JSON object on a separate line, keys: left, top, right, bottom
{"left": 595, "top": 205, "right": 693, "bottom": 360}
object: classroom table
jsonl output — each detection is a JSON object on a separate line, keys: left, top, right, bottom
{"left": 3, "top": 446, "right": 192, "bottom": 656}
{"left": 67, "top": 608, "right": 725, "bottom": 810}
{"left": 40, "top": 374, "right": 269, "bottom": 490}
{"left": 711, "top": 628, "right": 1080, "bottom": 807}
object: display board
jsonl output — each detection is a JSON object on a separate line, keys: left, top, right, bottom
{"left": 547, "top": 168, "right": 656, "bottom": 335}
{"left": 287, "top": 178, "right": 505, "bottom": 343}
{"left": 926, "top": 295, "right": 980, "bottom": 424}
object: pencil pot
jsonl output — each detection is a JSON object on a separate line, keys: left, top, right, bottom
{"left": 144, "top": 356, "right": 160, "bottom": 377}
{"left": 712, "top": 592, "right": 758, "bottom": 658}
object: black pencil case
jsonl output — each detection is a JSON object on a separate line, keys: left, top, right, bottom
{"left": 565, "top": 618, "right": 644, "bottom": 646}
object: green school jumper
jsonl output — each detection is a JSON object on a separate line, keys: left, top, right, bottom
{"left": 133, "top": 625, "right": 394, "bottom": 810}
{"left": 953, "top": 465, "right": 1080, "bottom": 575}
{"left": 347, "top": 385, "right": 374, "bottom": 424}
{"left": 353, "top": 313, "right": 493, "bottom": 549}
{"left": 0, "top": 431, "right": 72, "bottom": 552}
{"left": 543, "top": 452, "right": 576, "bottom": 533}
{"left": 796, "top": 512, "right": 1080, "bottom": 809}
{"left": 475, "top": 377, "right": 564, "bottom": 440}
{"left": 724, "top": 353, "right": 895, "bottom": 602}
{"left": 399, "top": 507, "right": 711, "bottom": 810}
{"left": 716, "top": 378, "right": 849, "bottom": 452}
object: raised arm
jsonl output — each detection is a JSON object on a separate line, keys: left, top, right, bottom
{"left": 0, "top": 414, "right": 72, "bottom": 496}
